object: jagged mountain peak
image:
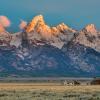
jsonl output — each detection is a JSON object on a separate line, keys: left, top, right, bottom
{"left": 25, "top": 15, "right": 46, "bottom": 33}
{"left": 24, "top": 15, "right": 76, "bottom": 46}
{"left": 73, "top": 24, "right": 100, "bottom": 52}
{"left": 57, "top": 23, "right": 70, "bottom": 29}
{"left": 0, "top": 15, "right": 99, "bottom": 52}
{"left": 33, "top": 14, "right": 44, "bottom": 20}
{"left": 56, "top": 23, "right": 76, "bottom": 33}
{"left": 82, "top": 24, "right": 97, "bottom": 34}
{"left": 0, "top": 15, "right": 100, "bottom": 77}
{"left": 22, "top": 15, "right": 77, "bottom": 49}
{"left": 25, "top": 15, "right": 75, "bottom": 34}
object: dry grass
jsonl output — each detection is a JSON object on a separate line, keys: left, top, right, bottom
{"left": 0, "top": 83, "right": 100, "bottom": 92}
{"left": 0, "top": 83, "right": 100, "bottom": 100}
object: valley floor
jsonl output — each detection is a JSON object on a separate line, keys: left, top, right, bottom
{"left": 0, "top": 83, "right": 100, "bottom": 100}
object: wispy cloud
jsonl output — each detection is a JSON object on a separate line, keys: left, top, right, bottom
{"left": 19, "top": 20, "right": 27, "bottom": 30}
{"left": 0, "top": 16, "right": 11, "bottom": 27}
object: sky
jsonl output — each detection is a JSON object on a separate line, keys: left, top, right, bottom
{"left": 0, "top": 0, "right": 100, "bottom": 32}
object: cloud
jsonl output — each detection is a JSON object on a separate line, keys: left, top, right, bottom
{"left": 0, "top": 16, "right": 11, "bottom": 27}
{"left": 0, "top": 23, "right": 5, "bottom": 32}
{"left": 19, "top": 20, "right": 27, "bottom": 30}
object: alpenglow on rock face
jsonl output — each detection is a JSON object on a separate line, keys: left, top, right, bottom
{"left": 0, "top": 15, "right": 100, "bottom": 77}
{"left": 24, "top": 15, "right": 76, "bottom": 49}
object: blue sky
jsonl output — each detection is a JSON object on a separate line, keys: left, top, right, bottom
{"left": 0, "top": 0, "right": 100, "bottom": 32}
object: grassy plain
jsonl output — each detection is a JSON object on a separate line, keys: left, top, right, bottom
{"left": 0, "top": 83, "right": 100, "bottom": 100}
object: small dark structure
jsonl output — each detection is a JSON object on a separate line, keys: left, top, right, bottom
{"left": 74, "top": 80, "right": 81, "bottom": 85}
{"left": 73, "top": 80, "right": 91, "bottom": 86}
{"left": 91, "top": 78, "right": 100, "bottom": 85}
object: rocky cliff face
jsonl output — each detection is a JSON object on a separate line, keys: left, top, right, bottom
{"left": 0, "top": 15, "right": 100, "bottom": 77}
{"left": 1, "top": 16, "right": 99, "bottom": 51}
{"left": 24, "top": 15, "right": 76, "bottom": 49}
{"left": 73, "top": 24, "right": 100, "bottom": 52}
{"left": 0, "top": 25, "right": 11, "bottom": 47}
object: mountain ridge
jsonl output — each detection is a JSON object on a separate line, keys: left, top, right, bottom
{"left": 0, "top": 15, "right": 100, "bottom": 77}
{"left": 0, "top": 15, "right": 99, "bottom": 51}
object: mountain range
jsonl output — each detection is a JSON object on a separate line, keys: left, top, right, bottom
{"left": 0, "top": 15, "right": 100, "bottom": 77}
